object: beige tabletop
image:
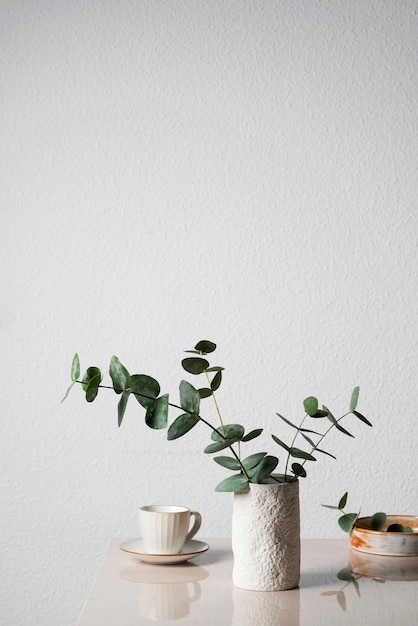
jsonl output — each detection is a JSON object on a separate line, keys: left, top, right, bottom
{"left": 77, "top": 538, "right": 418, "bottom": 625}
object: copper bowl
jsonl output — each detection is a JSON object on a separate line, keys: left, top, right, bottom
{"left": 350, "top": 515, "right": 418, "bottom": 556}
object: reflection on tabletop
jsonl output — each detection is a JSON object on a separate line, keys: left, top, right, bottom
{"left": 117, "top": 542, "right": 418, "bottom": 625}
{"left": 121, "top": 562, "right": 208, "bottom": 621}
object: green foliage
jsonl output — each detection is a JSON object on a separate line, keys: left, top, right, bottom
{"left": 387, "top": 524, "right": 413, "bottom": 533}
{"left": 118, "top": 391, "right": 130, "bottom": 427}
{"left": 59, "top": 352, "right": 79, "bottom": 402}
{"left": 71, "top": 353, "right": 80, "bottom": 381}
{"left": 339, "top": 492, "right": 348, "bottom": 509}
{"left": 63, "top": 341, "right": 371, "bottom": 493}
{"left": 215, "top": 474, "right": 249, "bottom": 492}
{"left": 194, "top": 340, "right": 217, "bottom": 354}
{"left": 371, "top": 511, "right": 387, "bottom": 531}
{"left": 241, "top": 428, "right": 263, "bottom": 442}
{"left": 350, "top": 386, "right": 360, "bottom": 412}
{"left": 198, "top": 387, "right": 213, "bottom": 398}
{"left": 179, "top": 380, "right": 200, "bottom": 414}
{"left": 211, "top": 424, "right": 245, "bottom": 443}
{"left": 182, "top": 357, "right": 209, "bottom": 375}
{"left": 241, "top": 452, "right": 268, "bottom": 471}
{"left": 303, "top": 396, "right": 318, "bottom": 416}
{"left": 167, "top": 412, "right": 200, "bottom": 439}
{"left": 214, "top": 456, "right": 241, "bottom": 470}
{"left": 109, "top": 356, "right": 131, "bottom": 394}
{"left": 146, "top": 394, "right": 169, "bottom": 430}
{"left": 323, "top": 493, "right": 413, "bottom": 534}
{"left": 211, "top": 370, "right": 222, "bottom": 391}
{"left": 352, "top": 410, "right": 372, "bottom": 427}
{"left": 81, "top": 367, "right": 102, "bottom": 402}
{"left": 338, "top": 513, "right": 359, "bottom": 533}
{"left": 291, "top": 463, "right": 306, "bottom": 478}
{"left": 248, "top": 455, "right": 279, "bottom": 483}
{"left": 130, "top": 374, "right": 160, "bottom": 409}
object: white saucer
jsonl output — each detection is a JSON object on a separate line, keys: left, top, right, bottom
{"left": 120, "top": 539, "right": 209, "bottom": 564}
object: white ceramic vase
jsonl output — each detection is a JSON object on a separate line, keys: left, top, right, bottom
{"left": 232, "top": 477, "right": 300, "bottom": 591}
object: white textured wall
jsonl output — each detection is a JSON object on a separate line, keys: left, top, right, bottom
{"left": 1, "top": 1, "right": 417, "bottom": 623}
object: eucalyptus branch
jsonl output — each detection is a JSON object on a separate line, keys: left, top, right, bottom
{"left": 323, "top": 492, "right": 413, "bottom": 534}
{"left": 204, "top": 369, "right": 225, "bottom": 434}
{"left": 285, "top": 412, "right": 309, "bottom": 478}
{"left": 300, "top": 411, "right": 351, "bottom": 469}
{"left": 75, "top": 380, "right": 228, "bottom": 438}
{"left": 201, "top": 366, "right": 248, "bottom": 478}
{"left": 65, "top": 344, "right": 371, "bottom": 492}
{"left": 75, "top": 378, "right": 249, "bottom": 478}
{"left": 301, "top": 414, "right": 348, "bottom": 467}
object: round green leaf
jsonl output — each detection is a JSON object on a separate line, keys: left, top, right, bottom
{"left": 194, "top": 340, "right": 216, "bottom": 354}
{"left": 181, "top": 357, "right": 209, "bottom": 375}
{"left": 211, "top": 424, "right": 245, "bottom": 443}
{"left": 291, "top": 463, "right": 306, "bottom": 478}
{"left": 242, "top": 452, "right": 267, "bottom": 471}
{"left": 81, "top": 366, "right": 102, "bottom": 391}
{"left": 338, "top": 513, "right": 358, "bottom": 533}
{"left": 204, "top": 439, "right": 236, "bottom": 453}
{"left": 386, "top": 523, "right": 409, "bottom": 533}
{"left": 371, "top": 512, "right": 387, "bottom": 531}
{"left": 130, "top": 374, "right": 160, "bottom": 409}
{"left": 198, "top": 387, "right": 213, "bottom": 398}
{"left": 303, "top": 396, "right": 319, "bottom": 416}
{"left": 167, "top": 413, "right": 200, "bottom": 440}
{"left": 213, "top": 456, "right": 241, "bottom": 470}
{"left": 250, "top": 455, "right": 279, "bottom": 482}
{"left": 215, "top": 474, "right": 249, "bottom": 492}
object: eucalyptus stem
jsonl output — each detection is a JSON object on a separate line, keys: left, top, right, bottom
{"left": 76, "top": 379, "right": 250, "bottom": 479}
{"left": 285, "top": 412, "right": 309, "bottom": 479}
{"left": 202, "top": 369, "right": 250, "bottom": 479}
{"left": 229, "top": 445, "right": 250, "bottom": 480}
{"left": 75, "top": 380, "right": 222, "bottom": 436}
{"left": 67, "top": 346, "right": 370, "bottom": 492}
{"left": 301, "top": 411, "right": 351, "bottom": 468}
{"left": 204, "top": 369, "right": 226, "bottom": 434}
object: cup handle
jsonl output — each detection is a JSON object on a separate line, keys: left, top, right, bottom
{"left": 186, "top": 511, "right": 202, "bottom": 542}
{"left": 187, "top": 581, "right": 202, "bottom": 603}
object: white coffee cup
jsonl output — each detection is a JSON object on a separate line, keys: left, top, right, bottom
{"left": 139, "top": 505, "right": 202, "bottom": 555}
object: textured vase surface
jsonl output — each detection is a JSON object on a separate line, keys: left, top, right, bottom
{"left": 232, "top": 478, "right": 300, "bottom": 591}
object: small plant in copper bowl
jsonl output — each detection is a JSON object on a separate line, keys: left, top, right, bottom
{"left": 323, "top": 492, "right": 418, "bottom": 556}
